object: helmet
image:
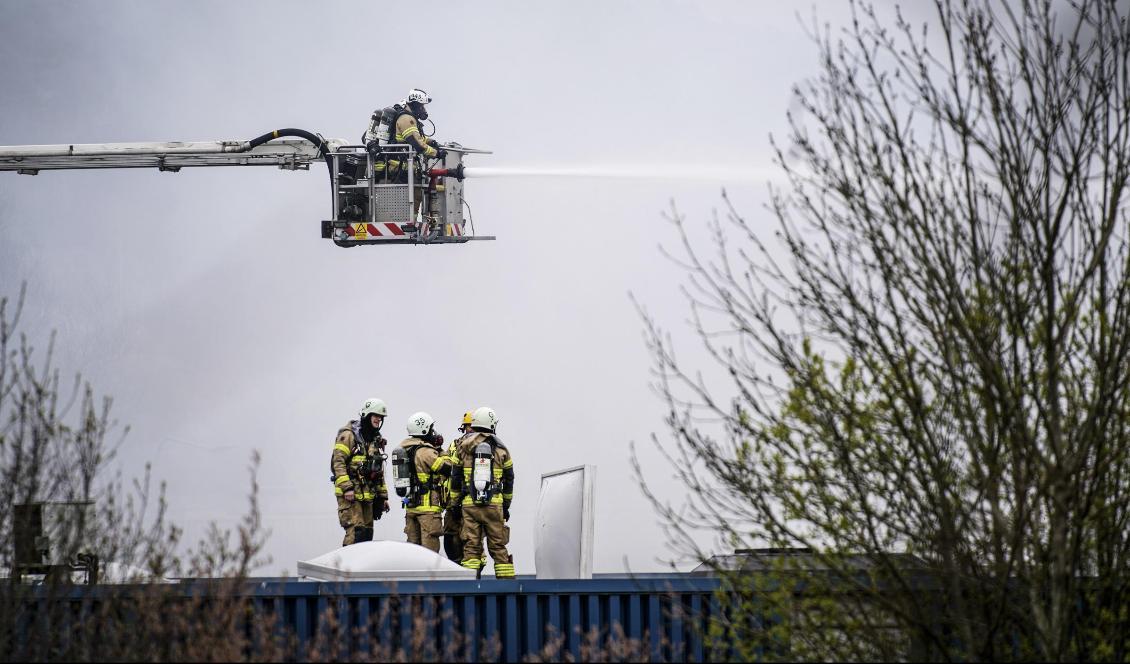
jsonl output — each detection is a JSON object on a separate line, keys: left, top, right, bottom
{"left": 407, "top": 411, "right": 436, "bottom": 437}
{"left": 405, "top": 88, "right": 431, "bottom": 105}
{"left": 471, "top": 406, "right": 499, "bottom": 432}
{"left": 462, "top": 411, "right": 473, "bottom": 426}
{"left": 360, "top": 398, "right": 388, "bottom": 419}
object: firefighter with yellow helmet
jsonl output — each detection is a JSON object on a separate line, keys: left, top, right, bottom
{"left": 330, "top": 398, "right": 390, "bottom": 546}
{"left": 441, "top": 411, "right": 474, "bottom": 562}
{"left": 450, "top": 406, "right": 515, "bottom": 578}
{"left": 391, "top": 411, "right": 452, "bottom": 552}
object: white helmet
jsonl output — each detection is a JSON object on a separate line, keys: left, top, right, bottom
{"left": 360, "top": 398, "right": 388, "bottom": 419}
{"left": 471, "top": 406, "right": 499, "bottom": 432}
{"left": 405, "top": 88, "right": 431, "bottom": 105}
{"left": 407, "top": 411, "right": 436, "bottom": 437}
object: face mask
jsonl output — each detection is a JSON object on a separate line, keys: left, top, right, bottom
{"left": 360, "top": 416, "right": 381, "bottom": 440}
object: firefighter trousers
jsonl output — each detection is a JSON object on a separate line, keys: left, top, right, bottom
{"left": 337, "top": 497, "right": 374, "bottom": 546}
{"left": 404, "top": 511, "right": 443, "bottom": 552}
{"left": 461, "top": 504, "right": 514, "bottom": 578}
{"left": 442, "top": 506, "right": 464, "bottom": 562}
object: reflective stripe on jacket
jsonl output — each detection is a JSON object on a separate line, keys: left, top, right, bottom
{"left": 330, "top": 420, "right": 388, "bottom": 502}
{"left": 442, "top": 434, "right": 468, "bottom": 506}
{"left": 398, "top": 438, "right": 450, "bottom": 514}
{"left": 456, "top": 431, "right": 514, "bottom": 506}
{"left": 393, "top": 113, "right": 438, "bottom": 158}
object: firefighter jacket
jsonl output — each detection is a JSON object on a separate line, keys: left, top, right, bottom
{"left": 397, "top": 437, "right": 451, "bottom": 514}
{"left": 442, "top": 434, "right": 469, "bottom": 508}
{"left": 454, "top": 431, "right": 514, "bottom": 507}
{"left": 331, "top": 420, "right": 388, "bottom": 503}
{"left": 393, "top": 112, "right": 438, "bottom": 158}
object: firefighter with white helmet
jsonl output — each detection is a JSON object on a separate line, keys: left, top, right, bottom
{"left": 391, "top": 411, "right": 452, "bottom": 552}
{"left": 394, "top": 88, "right": 443, "bottom": 158}
{"left": 362, "top": 89, "right": 442, "bottom": 169}
{"left": 330, "top": 397, "right": 390, "bottom": 546}
{"left": 450, "top": 406, "right": 515, "bottom": 578}
{"left": 361, "top": 88, "right": 447, "bottom": 222}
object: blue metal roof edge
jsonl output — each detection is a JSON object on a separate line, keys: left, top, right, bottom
{"left": 245, "top": 574, "right": 722, "bottom": 597}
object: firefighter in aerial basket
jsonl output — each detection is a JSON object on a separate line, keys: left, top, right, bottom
{"left": 451, "top": 407, "right": 515, "bottom": 578}
{"left": 391, "top": 411, "right": 451, "bottom": 553}
{"left": 363, "top": 88, "right": 445, "bottom": 190}
{"left": 441, "top": 411, "right": 474, "bottom": 562}
{"left": 330, "top": 398, "right": 390, "bottom": 546}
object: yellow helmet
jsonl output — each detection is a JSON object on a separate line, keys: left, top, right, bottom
{"left": 461, "top": 411, "right": 473, "bottom": 426}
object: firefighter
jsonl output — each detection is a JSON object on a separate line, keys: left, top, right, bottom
{"left": 364, "top": 89, "right": 444, "bottom": 176}
{"left": 330, "top": 398, "right": 390, "bottom": 546}
{"left": 451, "top": 406, "right": 515, "bottom": 578}
{"left": 394, "top": 88, "right": 447, "bottom": 225}
{"left": 392, "top": 89, "right": 444, "bottom": 161}
{"left": 378, "top": 89, "right": 447, "bottom": 225}
{"left": 393, "top": 412, "right": 451, "bottom": 552}
{"left": 441, "top": 411, "right": 474, "bottom": 562}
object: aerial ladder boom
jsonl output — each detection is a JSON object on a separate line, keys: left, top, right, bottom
{"left": 0, "top": 129, "right": 492, "bottom": 247}
{"left": 0, "top": 138, "right": 334, "bottom": 173}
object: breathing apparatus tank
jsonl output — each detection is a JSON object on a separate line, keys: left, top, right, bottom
{"left": 391, "top": 447, "right": 414, "bottom": 498}
{"left": 363, "top": 106, "right": 401, "bottom": 147}
{"left": 471, "top": 442, "right": 494, "bottom": 504}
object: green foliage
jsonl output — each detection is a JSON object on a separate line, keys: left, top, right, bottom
{"left": 638, "top": 0, "right": 1130, "bottom": 660}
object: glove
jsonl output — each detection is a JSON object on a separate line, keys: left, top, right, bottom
{"left": 434, "top": 148, "right": 447, "bottom": 161}
{"left": 503, "top": 502, "right": 511, "bottom": 522}
{"left": 382, "top": 500, "right": 390, "bottom": 513}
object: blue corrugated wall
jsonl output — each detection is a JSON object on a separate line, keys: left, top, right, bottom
{"left": 246, "top": 574, "right": 723, "bottom": 661}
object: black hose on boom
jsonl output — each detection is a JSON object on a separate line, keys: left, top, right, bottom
{"left": 247, "top": 128, "right": 335, "bottom": 202}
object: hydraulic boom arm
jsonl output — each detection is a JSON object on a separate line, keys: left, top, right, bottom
{"left": 0, "top": 136, "right": 346, "bottom": 174}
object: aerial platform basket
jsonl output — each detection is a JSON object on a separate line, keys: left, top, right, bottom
{"left": 323, "top": 143, "right": 494, "bottom": 247}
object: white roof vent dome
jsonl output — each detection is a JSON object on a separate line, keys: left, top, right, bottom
{"left": 297, "top": 540, "right": 476, "bottom": 581}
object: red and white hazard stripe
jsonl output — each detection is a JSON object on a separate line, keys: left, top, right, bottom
{"left": 369, "top": 222, "right": 405, "bottom": 236}
{"left": 344, "top": 222, "right": 406, "bottom": 238}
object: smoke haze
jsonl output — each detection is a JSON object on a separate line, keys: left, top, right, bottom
{"left": 0, "top": 0, "right": 857, "bottom": 575}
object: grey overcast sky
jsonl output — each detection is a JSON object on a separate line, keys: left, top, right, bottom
{"left": 0, "top": 0, "right": 866, "bottom": 575}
